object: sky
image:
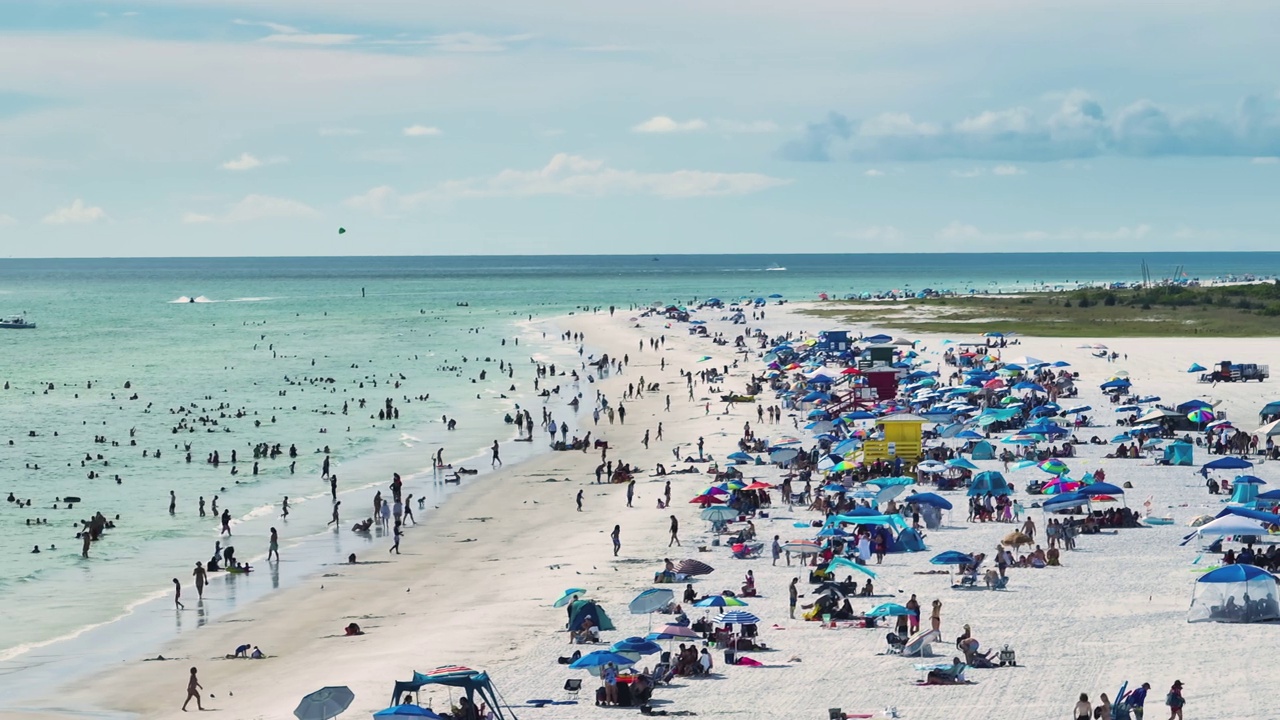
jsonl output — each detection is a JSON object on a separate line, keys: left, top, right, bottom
{"left": 1, "top": 0, "right": 1278, "bottom": 257}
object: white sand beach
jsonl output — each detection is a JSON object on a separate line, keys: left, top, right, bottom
{"left": 8, "top": 303, "right": 1279, "bottom": 720}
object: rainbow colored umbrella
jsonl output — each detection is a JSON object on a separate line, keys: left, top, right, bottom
{"left": 1038, "top": 458, "right": 1070, "bottom": 476}
{"left": 1188, "top": 408, "right": 1214, "bottom": 424}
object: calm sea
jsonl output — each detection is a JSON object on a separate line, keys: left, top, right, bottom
{"left": 0, "top": 252, "right": 1277, "bottom": 667}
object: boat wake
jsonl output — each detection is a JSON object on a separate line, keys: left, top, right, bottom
{"left": 169, "top": 296, "right": 215, "bottom": 304}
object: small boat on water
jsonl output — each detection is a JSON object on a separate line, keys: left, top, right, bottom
{"left": 0, "top": 315, "right": 36, "bottom": 329}
{"left": 764, "top": 263, "right": 786, "bottom": 272}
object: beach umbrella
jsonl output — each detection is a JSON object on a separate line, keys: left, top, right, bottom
{"left": 1187, "top": 515, "right": 1215, "bottom": 528}
{"left": 947, "top": 457, "right": 979, "bottom": 471}
{"left": 374, "top": 705, "right": 444, "bottom": 719}
{"left": 716, "top": 610, "right": 761, "bottom": 625}
{"left": 1065, "top": 405, "right": 1092, "bottom": 415}
{"left": 694, "top": 595, "right": 749, "bottom": 608}
{"left": 1011, "top": 459, "right": 1039, "bottom": 471}
{"left": 867, "top": 475, "right": 917, "bottom": 486}
{"left": 675, "top": 559, "right": 714, "bottom": 576}
{"left": 1203, "top": 457, "right": 1254, "bottom": 471}
{"left": 700, "top": 507, "right": 739, "bottom": 522}
{"left": 570, "top": 651, "right": 636, "bottom": 673}
{"left": 611, "top": 637, "right": 663, "bottom": 656}
{"left": 903, "top": 492, "right": 953, "bottom": 510}
{"left": 295, "top": 687, "right": 355, "bottom": 720}
{"left": 1254, "top": 419, "right": 1280, "bottom": 437}
{"left": 1187, "top": 363, "right": 1207, "bottom": 373}
{"left": 769, "top": 448, "right": 801, "bottom": 464}
{"left": 628, "top": 588, "right": 674, "bottom": 615}
{"left": 1187, "top": 409, "right": 1215, "bottom": 424}
{"left": 867, "top": 603, "right": 916, "bottom": 618}
{"left": 930, "top": 551, "right": 975, "bottom": 566}
{"left": 1191, "top": 515, "right": 1267, "bottom": 538}
{"left": 816, "top": 525, "right": 851, "bottom": 538}
{"left": 743, "top": 481, "right": 772, "bottom": 490}
{"left": 917, "top": 460, "right": 947, "bottom": 473}
{"left": 648, "top": 624, "right": 700, "bottom": 640}
{"left": 727, "top": 451, "right": 753, "bottom": 461}
{"left": 1001, "top": 531, "right": 1033, "bottom": 548}
{"left": 1038, "top": 458, "right": 1070, "bottom": 476}
{"left": 1234, "top": 475, "right": 1267, "bottom": 486}
{"left": 688, "top": 494, "right": 725, "bottom": 504}
{"left": 554, "top": 588, "right": 587, "bottom": 608}
{"left": 1079, "top": 482, "right": 1125, "bottom": 497}
{"left": 828, "top": 556, "right": 877, "bottom": 578}
{"left": 782, "top": 540, "right": 821, "bottom": 554}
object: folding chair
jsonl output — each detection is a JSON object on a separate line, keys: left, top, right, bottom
{"left": 563, "top": 678, "right": 582, "bottom": 697}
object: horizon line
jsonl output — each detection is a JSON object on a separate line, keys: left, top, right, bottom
{"left": 5, "top": 250, "right": 1280, "bottom": 261}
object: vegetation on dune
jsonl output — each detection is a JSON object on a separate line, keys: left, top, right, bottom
{"left": 801, "top": 281, "right": 1280, "bottom": 337}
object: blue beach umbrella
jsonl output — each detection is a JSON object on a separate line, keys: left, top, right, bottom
{"left": 611, "top": 637, "right": 663, "bottom": 656}
{"left": 1203, "top": 457, "right": 1254, "bottom": 471}
{"left": 930, "top": 551, "right": 975, "bottom": 566}
{"left": 700, "top": 506, "right": 739, "bottom": 523}
{"left": 828, "top": 556, "right": 877, "bottom": 578}
{"left": 554, "top": 588, "right": 587, "bottom": 608}
{"left": 374, "top": 706, "right": 444, "bottom": 719}
{"left": 867, "top": 603, "right": 916, "bottom": 618}
{"left": 903, "top": 492, "right": 953, "bottom": 510}
{"left": 717, "top": 610, "right": 761, "bottom": 625}
{"left": 570, "top": 651, "right": 636, "bottom": 670}
{"left": 628, "top": 588, "right": 675, "bottom": 615}
{"left": 694, "top": 595, "right": 749, "bottom": 608}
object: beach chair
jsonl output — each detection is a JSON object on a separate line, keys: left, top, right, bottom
{"left": 991, "top": 576, "right": 1009, "bottom": 590}
{"left": 885, "top": 632, "right": 906, "bottom": 655}
{"left": 563, "top": 678, "right": 582, "bottom": 697}
{"left": 954, "top": 572, "right": 978, "bottom": 589}
{"left": 731, "top": 542, "right": 763, "bottom": 559}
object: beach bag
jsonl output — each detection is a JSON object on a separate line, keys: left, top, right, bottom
{"left": 595, "top": 686, "right": 607, "bottom": 705}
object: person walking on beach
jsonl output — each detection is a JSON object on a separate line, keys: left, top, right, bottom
{"left": 1126, "top": 682, "right": 1150, "bottom": 720}
{"left": 576, "top": 489, "right": 584, "bottom": 512}
{"left": 789, "top": 578, "right": 799, "bottom": 619}
{"left": 930, "top": 599, "right": 942, "bottom": 633}
{"left": 626, "top": 479, "right": 635, "bottom": 508}
{"left": 1074, "top": 693, "right": 1093, "bottom": 720}
{"left": 611, "top": 525, "right": 621, "bottom": 556}
{"left": 390, "top": 522, "right": 402, "bottom": 554}
{"left": 492, "top": 440, "right": 502, "bottom": 467}
{"left": 219, "top": 509, "right": 232, "bottom": 536}
{"left": 172, "top": 578, "right": 184, "bottom": 609}
{"left": 403, "top": 494, "right": 415, "bottom": 525}
{"left": 328, "top": 501, "right": 341, "bottom": 526}
{"left": 771, "top": 535, "right": 782, "bottom": 566}
{"left": 267, "top": 527, "right": 279, "bottom": 562}
{"left": 1166, "top": 680, "right": 1184, "bottom": 720}
{"left": 192, "top": 562, "right": 206, "bottom": 599}
{"left": 281, "top": 496, "right": 290, "bottom": 519}
{"left": 669, "top": 515, "right": 681, "bottom": 547}
{"left": 182, "top": 666, "right": 204, "bottom": 711}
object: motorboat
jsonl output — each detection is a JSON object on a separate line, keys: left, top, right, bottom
{"left": 0, "top": 315, "right": 36, "bottom": 329}
{"left": 765, "top": 263, "right": 787, "bottom": 271}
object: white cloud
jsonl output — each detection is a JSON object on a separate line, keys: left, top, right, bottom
{"left": 223, "top": 194, "right": 320, "bottom": 222}
{"left": 1253, "top": 156, "right": 1280, "bottom": 164}
{"left": 786, "top": 92, "right": 1280, "bottom": 161}
{"left": 419, "top": 32, "right": 534, "bottom": 53}
{"left": 937, "top": 221, "right": 1153, "bottom": 243}
{"left": 716, "top": 120, "right": 780, "bottom": 133}
{"left": 42, "top": 199, "right": 107, "bottom": 225}
{"left": 992, "top": 164, "right": 1025, "bottom": 175}
{"left": 220, "top": 153, "right": 287, "bottom": 170}
{"left": 234, "top": 18, "right": 359, "bottom": 45}
{"left": 863, "top": 169, "right": 884, "bottom": 177}
{"left": 0, "top": 213, "right": 16, "bottom": 225}
{"left": 344, "top": 153, "right": 790, "bottom": 213}
{"left": 185, "top": 195, "right": 320, "bottom": 224}
{"left": 838, "top": 226, "right": 902, "bottom": 241}
{"left": 319, "top": 128, "right": 363, "bottom": 136}
{"left": 403, "top": 125, "right": 442, "bottom": 137}
{"left": 936, "top": 221, "right": 983, "bottom": 241}
{"left": 633, "top": 116, "right": 708, "bottom": 133}
{"left": 221, "top": 153, "right": 262, "bottom": 170}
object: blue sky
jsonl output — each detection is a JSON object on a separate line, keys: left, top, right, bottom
{"left": 1, "top": 0, "right": 1278, "bottom": 257}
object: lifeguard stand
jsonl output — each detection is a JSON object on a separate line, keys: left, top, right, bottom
{"left": 861, "top": 413, "right": 925, "bottom": 463}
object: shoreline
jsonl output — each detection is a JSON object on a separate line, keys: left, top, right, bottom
{"left": 5, "top": 301, "right": 1279, "bottom": 720}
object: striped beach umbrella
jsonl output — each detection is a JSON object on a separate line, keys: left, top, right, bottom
{"left": 717, "top": 610, "right": 761, "bottom": 625}
{"left": 674, "top": 559, "right": 714, "bottom": 576}
{"left": 693, "top": 595, "right": 749, "bottom": 608}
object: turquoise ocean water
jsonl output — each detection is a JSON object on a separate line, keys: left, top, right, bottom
{"left": 0, "top": 252, "right": 1278, "bottom": 684}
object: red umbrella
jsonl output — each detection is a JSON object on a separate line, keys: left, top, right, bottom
{"left": 689, "top": 494, "right": 725, "bottom": 504}
{"left": 840, "top": 367, "right": 862, "bottom": 375}
{"left": 743, "top": 481, "right": 773, "bottom": 490}
{"left": 983, "top": 378, "right": 1005, "bottom": 389}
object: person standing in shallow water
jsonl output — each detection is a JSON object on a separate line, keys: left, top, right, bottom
{"left": 192, "top": 562, "right": 206, "bottom": 599}
{"left": 267, "top": 527, "right": 279, "bottom": 562}
{"left": 220, "top": 509, "right": 232, "bottom": 535}
{"left": 169, "top": 491, "right": 176, "bottom": 515}
{"left": 172, "top": 578, "right": 184, "bottom": 609}
{"left": 611, "top": 525, "right": 621, "bottom": 556}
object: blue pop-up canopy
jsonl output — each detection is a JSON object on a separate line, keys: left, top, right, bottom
{"left": 903, "top": 492, "right": 953, "bottom": 510}
{"left": 1203, "top": 457, "right": 1254, "bottom": 471}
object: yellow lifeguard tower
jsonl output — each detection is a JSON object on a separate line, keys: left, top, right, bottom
{"left": 860, "top": 412, "right": 925, "bottom": 463}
